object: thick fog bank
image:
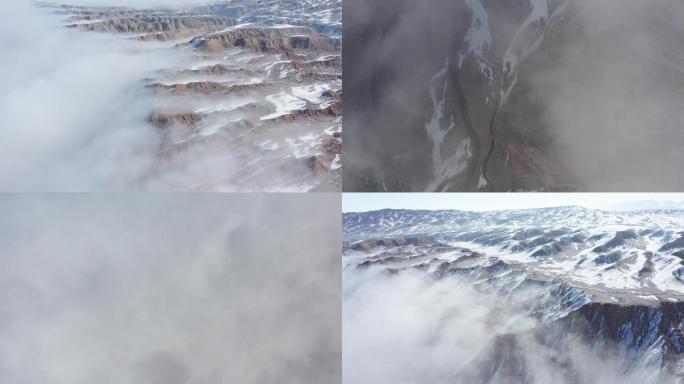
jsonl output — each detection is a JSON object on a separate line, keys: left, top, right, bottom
{"left": 0, "top": 1, "right": 186, "bottom": 191}
{"left": 343, "top": 268, "right": 677, "bottom": 384}
{"left": 0, "top": 194, "right": 341, "bottom": 384}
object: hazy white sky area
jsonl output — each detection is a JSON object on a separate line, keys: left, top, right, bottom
{"left": 0, "top": 194, "right": 340, "bottom": 384}
{"left": 342, "top": 193, "right": 684, "bottom": 213}
{"left": 34, "top": 0, "right": 208, "bottom": 8}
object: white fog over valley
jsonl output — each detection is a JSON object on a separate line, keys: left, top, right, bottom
{"left": 343, "top": 194, "right": 684, "bottom": 383}
{"left": 0, "top": 0, "right": 341, "bottom": 191}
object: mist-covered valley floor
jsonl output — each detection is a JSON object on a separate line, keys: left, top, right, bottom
{"left": 343, "top": 207, "right": 684, "bottom": 383}
{"left": 343, "top": 0, "right": 684, "bottom": 192}
{"left": 0, "top": 0, "right": 341, "bottom": 191}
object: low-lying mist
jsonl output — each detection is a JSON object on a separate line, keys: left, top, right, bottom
{"left": 343, "top": 268, "right": 530, "bottom": 383}
{"left": 343, "top": 267, "right": 665, "bottom": 384}
{"left": 0, "top": 194, "right": 341, "bottom": 384}
{"left": 0, "top": 1, "right": 189, "bottom": 191}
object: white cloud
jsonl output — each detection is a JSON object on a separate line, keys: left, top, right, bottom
{"left": 343, "top": 266, "right": 666, "bottom": 384}
{"left": 0, "top": 194, "right": 341, "bottom": 384}
{"left": 0, "top": 1, "right": 188, "bottom": 191}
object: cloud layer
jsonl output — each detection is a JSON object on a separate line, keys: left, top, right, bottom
{"left": 0, "top": 1, "right": 190, "bottom": 191}
{"left": 343, "top": 267, "right": 666, "bottom": 384}
{"left": 0, "top": 194, "right": 341, "bottom": 384}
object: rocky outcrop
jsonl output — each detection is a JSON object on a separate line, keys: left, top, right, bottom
{"left": 190, "top": 25, "right": 341, "bottom": 54}
{"left": 593, "top": 229, "right": 639, "bottom": 253}
{"left": 274, "top": 103, "right": 341, "bottom": 122}
{"left": 570, "top": 302, "right": 684, "bottom": 352}
{"left": 178, "top": 64, "right": 254, "bottom": 76}
{"left": 310, "top": 135, "right": 342, "bottom": 174}
{"left": 673, "top": 267, "right": 684, "bottom": 282}
{"left": 150, "top": 111, "right": 202, "bottom": 127}
{"left": 288, "top": 55, "right": 342, "bottom": 81}
{"left": 68, "top": 14, "right": 236, "bottom": 41}
{"left": 530, "top": 242, "right": 562, "bottom": 257}
{"left": 151, "top": 81, "right": 266, "bottom": 95}
{"left": 594, "top": 250, "right": 624, "bottom": 265}
{"left": 292, "top": 55, "right": 342, "bottom": 71}
{"left": 661, "top": 233, "right": 684, "bottom": 252}
{"left": 351, "top": 236, "right": 443, "bottom": 252}
{"left": 454, "top": 268, "right": 684, "bottom": 383}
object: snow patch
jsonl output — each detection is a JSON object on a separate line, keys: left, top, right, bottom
{"left": 261, "top": 91, "right": 307, "bottom": 120}
{"left": 425, "top": 60, "right": 472, "bottom": 192}
{"left": 460, "top": 0, "right": 493, "bottom": 69}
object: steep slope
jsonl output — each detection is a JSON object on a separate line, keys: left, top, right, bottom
{"left": 343, "top": 207, "right": 684, "bottom": 383}
{"left": 41, "top": 1, "right": 342, "bottom": 191}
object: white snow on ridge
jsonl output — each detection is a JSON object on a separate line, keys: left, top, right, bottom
{"left": 291, "top": 84, "right": 332, "bottom": 105}
{"left": 206, "top": 23, "right": 258, "bottom": 36}
{"left": 261, "top": 84, "right": 332, "bottom": 120}
{"left": 344, "top": 208, "right": 684, "bottom": 296}
{"left": 262, "top": 60, "right": 293, "bottom": 78}
{"left": 194, "top": 99, "right": 255, "bottom": 114}
{"left": 261, "top": 91, "right": 306, "bottom": 120}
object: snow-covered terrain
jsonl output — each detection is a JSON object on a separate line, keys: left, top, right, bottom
{"left": 426, "top": 0, "right": 571, "bottom": 191}
{"left": 344, "top": 207, "right": 684, "bottom": 383}
{"left": 344, "top": 0, "right": 684, "bottom": 192}
{"left": 17, "top": 1, "right": 341, "bottom": 192}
